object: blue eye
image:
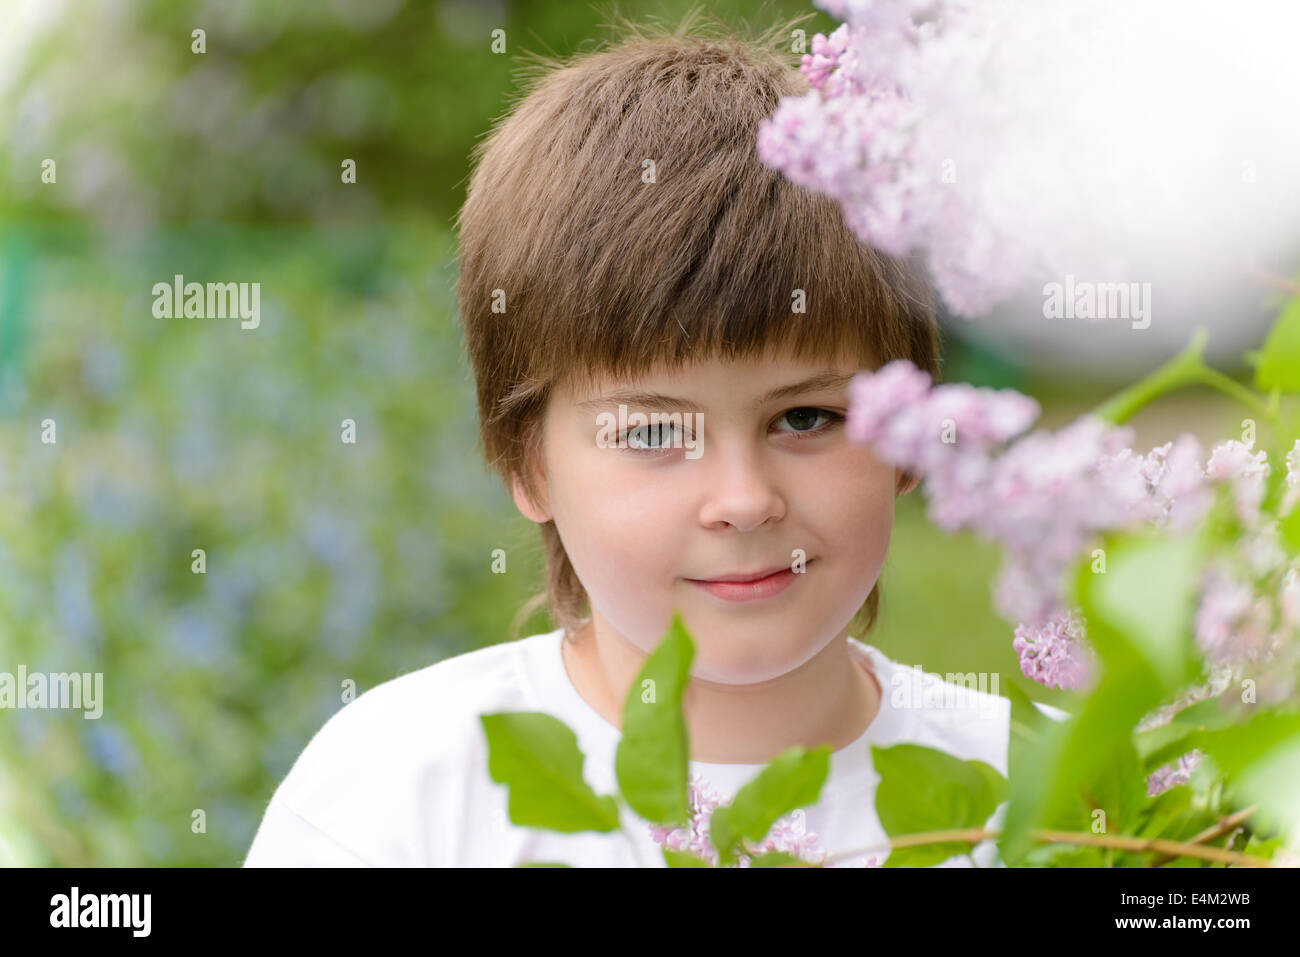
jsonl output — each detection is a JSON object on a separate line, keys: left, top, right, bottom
{"left": 775, "top": 407, "right": 844, "bottom": 437}
{"left": 621, "top": 421, "right": 686, "bottom": 451}
{"left": 616, "top": 407, "right": 843, "bottom": 455}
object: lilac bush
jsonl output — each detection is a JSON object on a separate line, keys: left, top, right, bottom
{"left": 758, "top": 1, "right": 1300, "bottom": 318}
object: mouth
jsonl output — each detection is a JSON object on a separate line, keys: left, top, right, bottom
{"left": 690, "top": 565, "right": 794, "bottom": 583}
{"left": 685, "top": 560, "right": 812, "bottom": 602}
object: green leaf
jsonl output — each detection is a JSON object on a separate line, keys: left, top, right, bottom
{"left": 1137, "top": 786, "right": 1193, "bottom": 838}
{"left": 480, "top": 712, "right": 621, "bottom": 833}
{"left": 1135, "top": 697, "right": 1238, "bottom": 770}
{"left": 1136, "top": 723, "right": 1200, "bottom": 770}
{"left": 1241, "top": 833, "right": 1284, "bottom": 861}
{"left": 1080, "top": 528, "right": 1206, "bottom": 691}
{"left": 1017, "top": 842, "right": 1106, "bottom": 867}
{"left": 1003, "top": 680, "right": 1062, "bottom": 772}
{"left": 1280, "top": 504, "right": 1300, "bottom": 556}
{"left": 614, "top": 611, "right": 695, "bottom": 827}
{"left": 709, "top": 745, "right": 830, "bottom": 866}
{"left": 1196, "top": 710, "right": 1300, "bottom": 841}
{"left": 872, "top": 743, "right": 1006, "bottom": 868}
{"left": 1001, "top": 525, "right": 1206, "bottom": 864}
{"left": 749, "top": 851, "right": 816, "bottom": 867}
{"left": 662, "top": 848, "right": 712, "bottom": 867}
{"left": 1254, "top": 297, "right": 1300, "bottom": 392}
{"left": 1007, "top": 684, "right": 1147, "bottom": 861}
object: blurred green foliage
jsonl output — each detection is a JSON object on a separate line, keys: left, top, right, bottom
{"left": 0, "top": 0, "right": 1052, "bottom": 866}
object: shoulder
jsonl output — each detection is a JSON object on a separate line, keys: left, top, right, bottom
{"left": 1032, "top": 700, "right": 1071, "bottom": 721}
{"left": 853, "top": 640, "right": 1013, "bottom": 776}
{"left": 247, "top": 632, "right": 557, "bottom": 866}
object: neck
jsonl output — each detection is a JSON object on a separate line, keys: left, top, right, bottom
{"left": 561, "top": 611, "right": 881, "bottom": 764}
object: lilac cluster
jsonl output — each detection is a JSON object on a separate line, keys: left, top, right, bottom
{"left": 847, "top": 360, "right": 1300, "bottom": 695}
{"left": 757, "top": 0, "right": 1065, "bottom": 315}
{"left": 1011, "top": 612, "right": 1094, "bottom": 692}
{"left": 1145, "top": 749, "right": 1206, "bottom": 798}
{"left": 1190, "top": 438, "right": 1300, "bottom": 696}
{"left": 647, "top": 773, "right": 836, "bottom": 866}
{"left": 757, "top": 2, "right": 1300, "bottom": 318}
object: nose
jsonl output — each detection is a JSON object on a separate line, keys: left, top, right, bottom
{"left": 696, "top": 440, "right": 787, "bottom": 532}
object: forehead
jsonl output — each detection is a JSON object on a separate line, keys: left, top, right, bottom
{"left": 561, "top": 346, "right": 867, "bottom": 407}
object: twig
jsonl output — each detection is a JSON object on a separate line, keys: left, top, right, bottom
{"left": 811, "top": 826, "right": 1275, "bottom": 868}
{"left": 1244, "top": 261, "right": 1300, "bottom": 297}
{"left": 1150, "top": 805, "right": 1258, "bottom": 867}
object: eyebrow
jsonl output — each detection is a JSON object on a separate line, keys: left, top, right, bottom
{"left": 575, "top": 370, "right": 857, "bottom": 412}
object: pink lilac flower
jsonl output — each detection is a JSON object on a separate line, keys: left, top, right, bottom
{"left": 1281, "top": 566, "right": 1300, "bottom": 631}
{"left": 800, "top": 23, "right": 851, "bottom": 93}
{"left": 764, "top": 2, "right": 1300, "bottom": 319}
{"left": 1239, "top": 521, "right": 1286, "bottom": 578}
{"left": 1193, "top": 563, "right": 1283, "bottom": 666}
{"left": 850, "top": 360, "right": 1215, "bottom": 639}
{"left": 842, "top": 360, "right": 1300, "bottom": 691}
{"left": 648, "top": 773, "right": 724, "bottom": 863}
{"left": 1133, "top": 435, "right": 1214, "bottom": 533}
{"left": 1146, "top": 749, "right": 1205, "bottom": 798}
{"left": 739, "top": 812, "right": 829, "bottom": 867}
{"left": 1012, "top": 610, "right": 1094, "bottom": 690}
{"left": 1281, "top": 439, "right": 1300, "bottom": 516}
{"left": 1135, "top": 664, "right": 1234, "bottom": 733}
{"left": 648, "top": 774, "right": 836, "bottom": 867}
{"left": 758, "top": 0, "right": 1065, "bottom": 315}
{"left": 1205, "top": 440, "right": 1270, "bottom": 527}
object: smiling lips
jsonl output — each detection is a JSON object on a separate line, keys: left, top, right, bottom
{"left": 686, "top": 561, "right": 810, "bottom": 602}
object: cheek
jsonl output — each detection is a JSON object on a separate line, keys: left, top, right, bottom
{"left": 810, "top": 448, "right": 897, "bottom": 568}
{"left": 547, "top": 447, "right": 688, "bottom": 595}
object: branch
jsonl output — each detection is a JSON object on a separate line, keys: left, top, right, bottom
{"left": 812, "top": 826, "right": 1275, "bottom": 868}
{"left": 1150, "top": 805, "right": 1259, "bottom": 867}
{"left": 1244, "top": 261, "right": 1300, "bottom": 297}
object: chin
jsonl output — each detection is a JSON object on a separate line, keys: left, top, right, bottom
{"left": 690, "top": 633, "right": 812, "bottom": 684}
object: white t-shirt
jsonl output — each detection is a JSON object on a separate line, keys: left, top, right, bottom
{"left": 244, "top": 627, "right": 1026, "bottom": 868}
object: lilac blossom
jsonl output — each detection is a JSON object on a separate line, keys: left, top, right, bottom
{"left": 846, "top": 360, "right": 1213, "bottom": 646}
{"left": 1012, "top": 611, "right": 1094, "bottom": 691}
{"left": 1281, "top": 566, "right": 1300, "bottom": 631}
{"left": 648, "top": 773, "right": 841, "bottom": 867}
{"left": 1205, "top": 441, "right": 1270, "bottom": 527}
{"left": 845, "top": 358, "right": 1300, "bottom": 692}
{"left": 648, "top": 773, "right": 724, "bottom": 863}
{"left": 759, "top": 2, "right": 1300, "bottom": 318}
{"left": 1281, "top": 440, "right": 1300, "bottom": 516}
{"left": 1136, "top": 665, "right": 1234, "bottom": 733}
{"left": 1146, "top": 749, "right": 1205, "bottom": 798}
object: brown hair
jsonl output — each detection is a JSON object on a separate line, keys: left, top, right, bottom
{"left": 454, "top": 7, "right": 941, "bottom": 643}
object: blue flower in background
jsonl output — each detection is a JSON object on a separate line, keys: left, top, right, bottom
{"left": 80, "top": 340, "right": 124, "bottom": 398}
{"left": 82, "top": 721, "right": 141, "bottom": 778}
{"left": 53, "top": 780, "right": 90, "bottom": 820}
{"left": 52, "top": 542, "right": 101, "bottom": 652}
{"left": 319, "top": 555, "right": 376, "bottom": 658}
{"left": 169, "top": 603, "right": 228, "bottom": 666}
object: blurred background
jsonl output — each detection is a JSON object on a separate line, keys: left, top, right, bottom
{"left": 0, "top": 0, "right": 1287, "bottom": 865}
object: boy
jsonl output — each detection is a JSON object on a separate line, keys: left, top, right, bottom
{"left": 244, "top": 14, "right": 1011, "bottom": 867}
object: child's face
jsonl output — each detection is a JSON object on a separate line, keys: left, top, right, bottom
{"left": 512, "top": 346, "right": 912, "bottom": 684}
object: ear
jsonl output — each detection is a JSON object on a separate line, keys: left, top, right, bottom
{"left": 895, "top": 468, "right": 920, "bottom": 496}
{"left": 510, "top": 463, "right": 552, "bottom": 524}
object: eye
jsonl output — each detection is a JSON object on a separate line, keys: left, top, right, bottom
{"left": 620, "top": 421, "right": 688, "bottom": 453}
{"left": 774, "top": 407, "right": 844, "bottom": 438}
